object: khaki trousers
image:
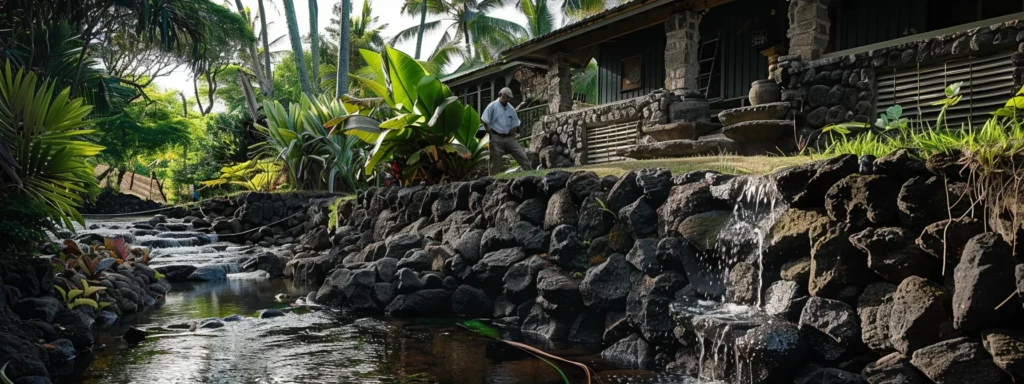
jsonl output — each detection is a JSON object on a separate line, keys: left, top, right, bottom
{"left": 488, "top": 132, "right": 533, "bottom": 175}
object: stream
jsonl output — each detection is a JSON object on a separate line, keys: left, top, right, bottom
{"left": 63, "top": 216, "right": 701, "bottom": 384}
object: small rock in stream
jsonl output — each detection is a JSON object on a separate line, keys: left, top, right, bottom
{"left": 123, "top": 327, "right": 148, "bottom": 344}
{"left": 258, "top": 309, "right": 285, "bottom": 319}
{"left": 199, "top": 319, "right": 225, "bottom": 329}
{"left": 223, "top": 314, "right": 244, "bottom": 322}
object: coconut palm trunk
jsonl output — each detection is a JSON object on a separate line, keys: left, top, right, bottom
{"left": 283, "top": 0, "right": 313, "bottom": 97}
{"left": 415, "top": 0, "right": 427, "bottom": 59}
{"left": 335, "top": 0, "right": 350, "bottom": 97}
{"left": 258, "top": 0, "right": 273, "bottom": 83}
{"left": 309, "top": 0, "right": 321, "bottom": 93}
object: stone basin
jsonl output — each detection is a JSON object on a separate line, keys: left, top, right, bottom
{"left": 722, "top": 120, "right": 791, "bottom": 142}
{"left": 642, "top": 121, "right": 722, "bottom": 141}
{"left": 717, "top": 102, "right": 791, "bottom": 126}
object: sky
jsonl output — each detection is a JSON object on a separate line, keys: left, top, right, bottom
{"left": 153, "top": 0, "right": 533, "bottom": 94}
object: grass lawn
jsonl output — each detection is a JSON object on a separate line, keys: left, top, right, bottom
{"left": 497, "top": 155, "right": 820, "bottom": 179}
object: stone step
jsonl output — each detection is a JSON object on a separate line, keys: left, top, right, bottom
{"left": 723, "top": 120, "right": 792, "bottom": 142}
{"left": 718, "top": 102, "right": 791, "bottom": 126}
{"left": 621, "top": 138, "right": 738, "bottom": 159}
{"left": 642, "top": 121, "right": 721, "bottom": 141}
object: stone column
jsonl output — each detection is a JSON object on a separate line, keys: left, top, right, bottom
{"left": 664, "top": 11, "right": 702, "bottom": 97}
{"left": 546, "top": 53, "right": 573, "bottom": 113}
{"left": 787, "top": 0, "right": 831, "bottom": 60}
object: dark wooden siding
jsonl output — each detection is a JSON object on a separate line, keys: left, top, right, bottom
{"left": 699, "top": 0, "right": 787, "bottom": 101}
{"left": 596, "top": 26, "right": 666, "bottom": 105}
{"left": 834, "top": 0, "right": 928, "bottom": 51}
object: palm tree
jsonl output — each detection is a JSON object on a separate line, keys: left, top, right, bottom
{"left": 258, "top": 0, "right": 274, "bottom": 82}
{"left": 282, "top": 0, "right": 313, "bottom": 97}
{"left": 559, "top": 0, "right": 608, "bottom": 23}
{"left": 393, "top": 0, "right": 527, "bottom": 63}
{"left": 519, "top": 0, "right": 554, "bottom": 38}
{"left": 414, "top": 0, "right": 428, "bottom": 59}
{"left": 335, "top": 0, "right": 351, "bottom": 97}
{"left": 327, "top": 0, "right": 386, "bottom": 93}
{"left": 309, "top": 0, "right": 322, "bottom": 93}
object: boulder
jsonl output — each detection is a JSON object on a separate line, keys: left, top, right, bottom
{"left": 862, "top": 353, "right": 928, "bottom": 384}
{"left": 384, "top": 233, "right": 423, "bottom": 260}
{"left": 911, "top": 337, "right": 1012, "bottom": 384}
{"left": 187, "top": 264, "right": 231, "bottom": 281}
{"left": 809, "top": 224, "right": 873, "bottom": 298}
{"left": 396, "top": 250, "right": 433, "bottom": 272}
{"left": 578, "top": 194, "right": 616, "bottom": 241}
{"left": 774, "top": 155, "right": 858, "bottom": 208}
{"left": 849, "top": 227, "right": 941, "bottom": 283}
{"left": 568, "top": 312, "right": 606, "bottom": 346}
{"left": 511, "top": 222, "right": 549, "bottom": 254}
{"left": 656, "top": 237, "right": 695, "bottom": 270}
{"left": 858, "top": 282, "right": 897, "bottom": 353}
{"left": 451, "top": 285, "right": 493, "bottom": 317}
{"left": 372, "top": 282, "right": 397, "bottom": 308}
{"left": 657, "top": 180, "right": 718, "bottom": 236}
{"left": 540, "top": 170, "right": 570, "bottom": 195}
{"left": 480, "top": 227, "right": 516, "bottom": 256}
{"left": 581, "top": 253, "right": 633, "bottom": 309}
{"left": 983, "top": 329, "right": 1024, "bottom": 380}
{"left": 889, "top": 276, "right": 954, "bottom": 355}
{"left": 153, "top": 265, "right": 197, "bottom": 282}
{"left": 953, "top": 233, "right": 1023, "bottom": 332}
{"left": 516, "top": 198, "right": 547, "bottom": 227}
{"left": 600, "top": 333, "right": 653, "bottom": 370}
{"left": 916, "top": 218, "right": 984, "bottom": 268}
{"left": 873, "top": 149, "right": 927, "bottom": 180}
{"left": 520, "top": 305, "right": 569, "bottom": 341}
{"left": 396, "top": 268, "right": 425, "bottom": 293}
{"left": 735, "top": 322, "right": 806, "bottom": 383}
{"left": 548, "top": 225, "right": 587, "bottom": 270}
{"left": 619, "top": 199, "right": 657, "bottom": 239}
{"left": 503, "top": 256, "right": 547, "bottom": 303}
{"left": 536, "top": 268, "right": 583, "bottom": 315}
{"left": 509, "top": 176, "right": 543, "bottom": 201}
{"left": 493, "top": 295, "right": 516, "bottom": 318}
{"left": 675, "top": 210, "right": 731, "bottom": 252}
{"left": 625, "top": 239, "right": 662, "bottom": 277}
{"left": 825, "top": 175, "right": 901, "bottom": 230}
{"left": 604, "top": 311, "right": 631, "bottom": 343}
{"left": 13, "top": 297, "right": 63, "bottom": 323}
{"left": 385, "top": 289, "right": 452, "bottom": 317}
{"left": 316, "top": 268, "right": 376, "bottom": 310}
{"left": 722, "top": 120, "right": 790, "bottom": 142}
{"left": 241, "top": 252, "right": 285, "bottom": 277}
{"left": 606, "top": 171, "right": 642, "bottom": 213}
{"left": 765, "top": 209, "right": 828, "bottom": 279}
{"left": 566, "top": 171, "right": 602, "bottom": 203}
{"left": 453, "top": 229, "right": 485, "bottom": 263}
{"left": 544, "top": 189, "right": 579, "bottom": 230}
{"left": 373, "top": 258, "right": 398, "bottom": 283}
{"left": 636, "top": 168, "right": 672, "bottom": 206}
{"left": 765, "top": 280, "right": 808, "bottom": 322}
{"left": 799, "top": 297, "right": 861, "bottom": 362}
{"left": 778, "top": 256, "right": 811, "bottom": 286}
{"left": 898, "top": 176, "right": 970, "bottom": 228}
{"left": 627, "top": 272, "right": 685, "bottom": 345}
{"left": 726, "top": 262, "right": 760, "bottom": 306}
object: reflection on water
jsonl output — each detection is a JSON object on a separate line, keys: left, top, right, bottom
{"left": 70, "top": 279, "right": 699, "bottom": 384}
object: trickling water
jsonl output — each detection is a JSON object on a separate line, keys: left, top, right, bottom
{"left": 713, "top": 176, "right": 788, "bottom": 308}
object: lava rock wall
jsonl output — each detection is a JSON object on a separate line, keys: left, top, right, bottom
{"left": 316, "top": 153, "right": 1024, "bottom": 383}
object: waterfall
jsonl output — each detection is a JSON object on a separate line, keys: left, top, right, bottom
{"left": 714, "top": 176, "right": 787, "bottom": 308}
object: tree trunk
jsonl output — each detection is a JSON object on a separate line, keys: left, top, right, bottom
{"left": 462, "top": 23, "right": 473, "bottom": 59}
{"left": 154, "top": 176, "right": 168, "bottom": 202}
{"left": 129, "top": 166, "right": 136, "bottom": 190}
{"left": 238, "top": 70, "right": 260, "bottom": 121}
{"left": 116, "top": 168, "right": 127, "bottom": 189}
{"left": 177, "top": 91, "right": 188, "bottom": 117}
{"left": 232, "top": 0, "right": 273, "bottom": 98}
{"left": 335, "top": 0, "right": 351, "bottom": 98}
{"left": 257, "top": 0, "right": 273, "bottom": 84}
{"left": 309, "top": 0, "right": 321, "bottom": 94}
{"left": 415, "top": 0, "right": 427, "bottom": 59}
{"left": 283, "top": 0, "right": 313, "bottom": 97}
{"left": 96, "top": 166, "right": 112, "bottom": 181}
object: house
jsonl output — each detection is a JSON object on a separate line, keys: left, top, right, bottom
{"left": 442, "top": 0, "right": 1024, "bottom": 167}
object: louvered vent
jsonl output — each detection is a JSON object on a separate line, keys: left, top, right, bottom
{"left": 877, "top": 53, "right": 1016, "bottom": 129}
{"left": 586, "top": 120, "right": 639, "bottom": 164}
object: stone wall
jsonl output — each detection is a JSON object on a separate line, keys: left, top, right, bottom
{"left": 530, "top": 90, "right": 672, "bottom": 167}
{"left": 309, "top": 152, "right": 1024, "bottom": 383}
{"left": 773, "top": 19, "right": 1024, "bottom": 142}
{"left": 179, "top": 191, "right": 338, "bottom": 248}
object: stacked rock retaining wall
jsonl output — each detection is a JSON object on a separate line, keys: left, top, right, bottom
{"left": 313, "top": 152, "right": 1024, "bottom": 383}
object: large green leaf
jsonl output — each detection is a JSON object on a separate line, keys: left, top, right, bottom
{"left": 455, "top": 104, "right": 481, "bottom": 146}
{"left": 383, "top": 46, "right": 426, "bottom": 113}
{"left": 415, "top": 75, "right": 445, "bottom": 119}
{"left": 428, "top": 96, "right": 464, "bottom": 139}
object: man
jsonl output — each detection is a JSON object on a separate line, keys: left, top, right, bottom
{"left": 481, "top": 87, "right": 533, "bottom": 175}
